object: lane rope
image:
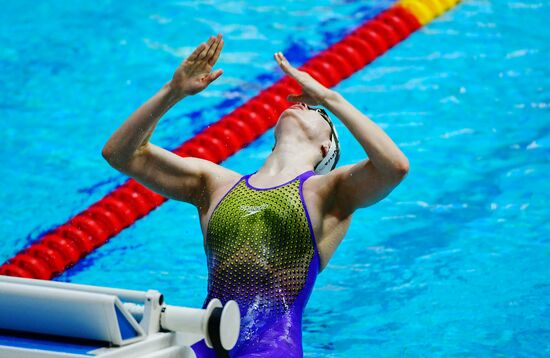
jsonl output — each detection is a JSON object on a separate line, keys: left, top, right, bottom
{"left": 0, "top": 0, "right": 460, "bottom": 280}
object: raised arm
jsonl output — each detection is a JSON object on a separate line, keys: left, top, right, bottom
{"left": 274, "top": 52, "right": 409, "bottom": 217}
{"left": 320, "top": 91, "right": 409, "bottom": 215}
{"left": 102, "top": 34, "right": 227, "bottom": 208}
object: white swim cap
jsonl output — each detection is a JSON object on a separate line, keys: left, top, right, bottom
{"left": 311, "top": 107, "right": 340, "bottom": 175}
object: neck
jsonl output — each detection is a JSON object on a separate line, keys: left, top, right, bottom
{"left": 255, "top": 144, "right": 317, "bottom": 178}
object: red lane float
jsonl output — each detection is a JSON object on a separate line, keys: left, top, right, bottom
{"left": 0, "top": 1, "right": 458, "bottom": 280}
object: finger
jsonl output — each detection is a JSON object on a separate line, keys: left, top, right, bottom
{"left": 274, "top": 52, "right": 287, "bottom": 70}
{"left": 205, "top": 35, "right": 218, "bottom": 61}
{"left": 209, "top": 35, "right": 224, "bottom": 65}
{"left": 274, "top": 52, "right": 292, "bottom": 71}
{"left": 207, "top": 69, "right": 223, "bottom": 83}
{"left": 198, "top": 36, "right": 216, "bottom": 60}
{"left": 277, "top": 53, "right": 315, "bottom": 89}
{"left": 275, "top": 52, "right": 301, "bottom": 78}
{"left": 206, "top": 33, "right": 221, "bottom": 64}
{"left": 188, "top": 42, "right": 207, "bottom": 61}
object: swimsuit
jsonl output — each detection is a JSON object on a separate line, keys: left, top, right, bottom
{"left": 191, "top": 170, "right": 320, "bottom": 357}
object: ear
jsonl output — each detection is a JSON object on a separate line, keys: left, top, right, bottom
{"left": 320, "top": 141, "right": 331, "bottom": 158}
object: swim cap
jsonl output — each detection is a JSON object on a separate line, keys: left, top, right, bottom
{"left": 311, "top": 107, "right": 340, "bottom": 175}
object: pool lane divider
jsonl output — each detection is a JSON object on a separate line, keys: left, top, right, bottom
{"left": 0, "top": 0, "right": 460, "bottom": 280}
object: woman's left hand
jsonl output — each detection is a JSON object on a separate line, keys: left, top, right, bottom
{"left": 274, "top": 51, "right": 333, "bottom": 106}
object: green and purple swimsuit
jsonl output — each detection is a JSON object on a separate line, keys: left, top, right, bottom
{"left": 191, "top": 170, "right": 321, "bottom": 357}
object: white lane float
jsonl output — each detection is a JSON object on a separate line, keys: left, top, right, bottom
{"left": 0, "top": 275, "right": 240, "bottom": 357}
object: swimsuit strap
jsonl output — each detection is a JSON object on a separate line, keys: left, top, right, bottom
{"left": 244, "top": 170, "right": 316, "bottom": 190}
{"left": 299, "top": 170, "right": 316, "bottom": 181}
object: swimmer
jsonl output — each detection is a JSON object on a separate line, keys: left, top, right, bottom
{"left": 102, "top": 34, "right": 409, "bottom": 357}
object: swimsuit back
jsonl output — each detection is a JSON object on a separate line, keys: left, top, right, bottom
{"left": 191, "top": 170, "right": 320, "bottom": 357}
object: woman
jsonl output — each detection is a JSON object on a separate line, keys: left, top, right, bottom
{"left": 102, "top": 33, "right": 409, "bottom": 357}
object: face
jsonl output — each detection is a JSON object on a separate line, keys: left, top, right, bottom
{"left": 273, "top": 102, "right": 332, "bottom": 151}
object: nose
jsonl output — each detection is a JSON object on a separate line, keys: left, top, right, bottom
{"left": 290, "top": 102, "right": 307, "bottom": 110}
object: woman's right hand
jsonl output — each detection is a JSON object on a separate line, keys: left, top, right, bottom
{"left": 170, "top": 34, "right": 224, "bottom": 98}
{"left": 274, "top": 51, "right": 334, "bottom": 107}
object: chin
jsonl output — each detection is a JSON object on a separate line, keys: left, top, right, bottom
{"left": 280, "top": 109, "right": 303, "bottom": 121}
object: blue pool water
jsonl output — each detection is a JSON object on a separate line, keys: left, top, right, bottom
{"left": 1, "top": 0, "right": 549, "bottom": 356}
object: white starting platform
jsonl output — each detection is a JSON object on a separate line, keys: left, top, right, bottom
{"left": 0, "top": 275, "right": 240, "bottom": 358}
